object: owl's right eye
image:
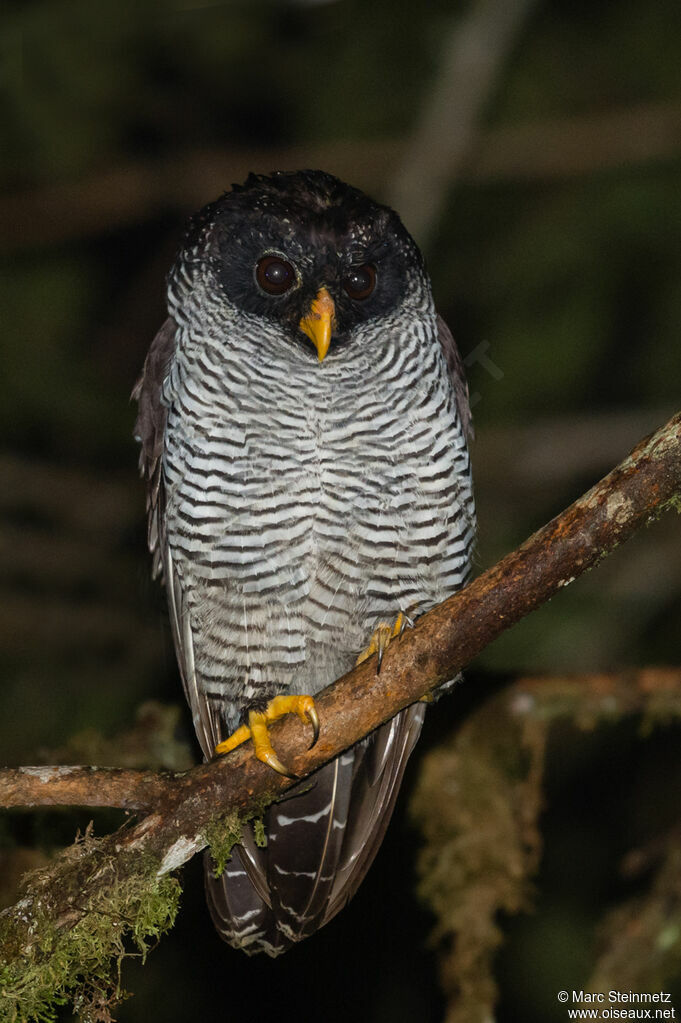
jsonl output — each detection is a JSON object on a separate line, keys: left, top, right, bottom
{"left": 255, "top": 255, "right": 296, "bottom": 296}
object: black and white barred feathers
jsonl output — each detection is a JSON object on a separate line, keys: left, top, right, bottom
{"left": 133, "top": 170, "right": 475, "bottom": 956}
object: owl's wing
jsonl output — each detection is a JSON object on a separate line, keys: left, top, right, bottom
{"left": 131, "top": 317, "right": 176, "bottom": 580}
{"left": 320, "top": 702, "right": 426, "bottom": 922}
{"left": 437, "top": 314, "right": 474, "bottom": 440}
{"left": 132, "top": 318, "right": 223, "bottom": 757}
{"left": 133, "top": 321, "right": 277, "bottom": 949}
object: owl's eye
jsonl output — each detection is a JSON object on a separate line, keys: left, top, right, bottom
{"left": 343, "top": 264, "right": 376, "bottom": 301}
{"left": 255, "top": 255, "right": 296, "bottom": 296}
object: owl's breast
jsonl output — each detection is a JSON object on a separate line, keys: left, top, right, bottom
{"left": 307, "top": 356, "right": 473, "bottom": 631}
{"left": 163, "top": 377, "right": 319, "bottom": 590}
{"left": 161, "top": 324, "right": 473, "bottom": 695}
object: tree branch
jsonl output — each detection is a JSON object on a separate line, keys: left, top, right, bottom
{"left": 1, "top": 411, "right": 680, "bottom": 980}
{"left": 0, "top": 765, "right": 176, "bottom": 812}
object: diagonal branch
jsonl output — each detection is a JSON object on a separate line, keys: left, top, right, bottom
{"left": 1, "top": 411, "right": 680, "bottom": 971}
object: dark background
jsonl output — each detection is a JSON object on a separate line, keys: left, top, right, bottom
{"left": 1, "top": 1, "right": 680, "bottom": 1020}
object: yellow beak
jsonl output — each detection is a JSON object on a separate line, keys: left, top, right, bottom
{"left": 298, "top": 288, "right": 335, "bottom": 362}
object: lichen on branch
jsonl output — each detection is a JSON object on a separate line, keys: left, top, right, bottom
{"left": 0, "top": 825, "right": 181, "bottom": 1023}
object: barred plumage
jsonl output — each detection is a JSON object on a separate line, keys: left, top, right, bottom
{"left": 134, "top": 170, "right": 475, "bottom": 956}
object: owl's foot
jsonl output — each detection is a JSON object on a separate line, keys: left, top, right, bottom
{"left": 356, "top": 610, "right": 415, "bottom": 673}
{"left": 214, "top": 695, "right": 320, "bottom": 779}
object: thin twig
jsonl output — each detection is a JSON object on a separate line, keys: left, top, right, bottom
{"left": 388, "top": 0, "right": 537, "bottom": 244}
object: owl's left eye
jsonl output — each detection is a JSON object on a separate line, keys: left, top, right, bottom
{"left": 343, "top": 264, "right": 376, "bottom": 301}
{"left": 255, "top": 255, "right": 296, "bottom": 296}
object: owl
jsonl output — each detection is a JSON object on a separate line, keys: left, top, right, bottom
{"left": 133, "top": 170, "right": 475, "bottom": 956}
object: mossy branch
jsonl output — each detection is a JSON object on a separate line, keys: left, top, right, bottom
{"left": 0, "top": 410, "right": 679, "bottom": 1020}
{"left": 0, "top": 824, "right": 181, "bottom": 1023}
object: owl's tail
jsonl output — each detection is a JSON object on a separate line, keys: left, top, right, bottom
{"left": 204, "top": 703, "right": 425, "bottom": 956}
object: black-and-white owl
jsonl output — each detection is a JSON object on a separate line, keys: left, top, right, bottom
{"left": 134, "top": 170, "right": 475, "bottom": 956}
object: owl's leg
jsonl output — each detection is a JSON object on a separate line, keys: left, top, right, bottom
{"left": 215, "top": 695, "right": 320, "bottom": 778}
{"left": 356, "top": 610, "right": 415, "bottom": 673}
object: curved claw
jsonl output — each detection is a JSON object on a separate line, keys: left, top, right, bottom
{"left": 306, "top": 703, "right": 320, "bottom": 749}
{"left": 398, "top": 611, "right": 415, "bottom": 638}
{"left": 288, "top": 694, "right": 320, "bottom": 749}
{"left": 376, "top": 636, "right": 388, "bottom": 674}
{"left": 376, "top": 618, "right": 404, "bottom": 674}
{"left": 256, "top": 746, "right": 299, "bottom": 780}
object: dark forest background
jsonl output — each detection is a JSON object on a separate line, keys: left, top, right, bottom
{"left": 1, "top": 1, "right": 680, "bottom": 1021}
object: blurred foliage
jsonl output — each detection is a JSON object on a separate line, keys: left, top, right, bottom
{"left": 411, "top": 671, "right": 681, "bottom": 1022}
{"left": 0, "top": 0, "right": 680, "bottom": 1021}
{"left": 42, "top": 700, "right": 194, "bottom": 771}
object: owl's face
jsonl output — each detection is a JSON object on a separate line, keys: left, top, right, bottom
{"left": 176, "top": 170, "right": 425, "bottom": 361}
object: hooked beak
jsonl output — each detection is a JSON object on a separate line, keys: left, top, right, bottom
{"left": 298, "top": 288, "right": 336, "bottom": 362}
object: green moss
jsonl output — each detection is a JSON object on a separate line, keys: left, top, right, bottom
{"left": 204, "top": 795, "right": 272, "bottom": 878}
{"left": 204, "top": 809, "right": 246, "bottom": 878}
{"left": 252, "top": 815, "right": 267, "bottom": 849}
{"left": 660, "top": 492, "right": 681, "bottom": 516}
{"left": 0, "top": 834, "right": 181, "bottom": 1023}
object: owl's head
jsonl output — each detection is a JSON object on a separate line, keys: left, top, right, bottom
{"left": 174, "top": 170, "right": 427, "bottom": 361}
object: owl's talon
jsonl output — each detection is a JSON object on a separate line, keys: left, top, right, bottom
{"left": 399, "top": 611, "right": 416, "bottom": 638}
{"left": 375, "top": 627, "right": 391, "bottom": 674}
{"left": 356, "top": 612, "right": 411, "bottom": 673}
{"left": 214, "top": 694, "right": 319, "bottom": 777}
{"left": 307, "top": 704, "right": 320, "bottom": 749}
{"left": 214, "top": 723, "right": 250, "bottom": 756}
{"left": 257, "top": 747, "right": 299, "bottom": 779}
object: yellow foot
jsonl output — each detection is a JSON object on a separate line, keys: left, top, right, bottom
{"left": 214, "top": 695, "right": 319, "bottom": 778}
{"left": 356, "top": 611, "right": 414, "bottom": 673}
